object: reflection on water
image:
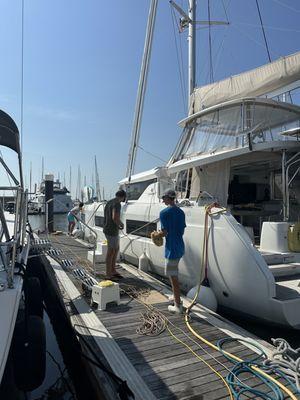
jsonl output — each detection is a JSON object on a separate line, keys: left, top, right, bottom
{"left": 28, "top": 214, "right": 75, "bottom": 399}
{"left": 28, "top": 214, "right": 69, "bottom": 233}
{"left": 29, "top": 313, "right": 75, "bottom": 400}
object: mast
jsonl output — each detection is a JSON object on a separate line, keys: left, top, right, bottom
{"left": 69, "top": 166, "right": 72, "bottom": 196}
{"left": 126, "top": 0, "right": 158, "bottom": 182}
{"left": 188, "top": 0, "right": 196, "bottom": 101}
{"left": 94, "top": 156, "right": 101, "bottom": 201}
{"left": 29, "top": 161, "right": 32, "bottom": 195}
{"left": 41, "top": 156, "right": 44, "bottom": 182}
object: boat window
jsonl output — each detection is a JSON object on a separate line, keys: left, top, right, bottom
{"left": 95, "top": 215, "right": 104, "bottom": 227}
{"left": 126, "top": 219, "right": 157, "bottom": 238}
{"left": 175, "top": 170, "right": 188, "bottom": 198}
{"left": 180, "top": 101, "right": 300, "bottom": 158}
{"left": 126, "top": 179, "right": 156, "bottom": 200}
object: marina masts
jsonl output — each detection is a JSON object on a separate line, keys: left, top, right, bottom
{"left": 94, "top": 156, "right": 101, "bottom": 201}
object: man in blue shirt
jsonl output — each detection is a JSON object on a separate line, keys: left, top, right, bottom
{"left": 159, "top": 189, "right": 186, "bottom": 313}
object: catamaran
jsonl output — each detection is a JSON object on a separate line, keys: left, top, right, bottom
{"left": 83, "top": 0, "right": 300, "bottom": 329}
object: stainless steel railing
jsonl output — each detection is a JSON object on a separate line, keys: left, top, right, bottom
{"left": 1, "top": 187, "right": 29, "bottom": 288}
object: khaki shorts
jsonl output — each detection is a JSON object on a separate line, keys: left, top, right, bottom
{"left": 165, "top": 258, "right": 180, "bottom": 277}
{"left": 105, "top": 234, "right": 120, "bottom": 250}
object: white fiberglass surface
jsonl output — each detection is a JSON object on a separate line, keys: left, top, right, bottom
{"left": 0, "top": 275, "right": 22, "bottom": 383}
{"left": 181, "top": 101, "right": 300, "bottom": 158}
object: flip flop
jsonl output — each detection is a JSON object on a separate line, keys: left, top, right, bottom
{"left": 112, "top": 272, "right": 123, "bottom": 279}
{"left": 105, "top": 273, "right": 123, "bottom": 280}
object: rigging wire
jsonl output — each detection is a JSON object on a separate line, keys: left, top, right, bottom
{"left": 235, "top": 21, "right": 300, "bottom": 34}
{"left": 207, "top": 0, "right": 214, "bottom": 83}
{"left": 255, "top": 0, "right": 272, "bottom": 63}
{"left": 221, "top": 0, "right": 231, "bottom": 24}
{"left": 20, "top": 0, "right": 25, "bottom": 151}
{"left": 271, "top": 0, "right": 300, "bottom": 13}
{"left": 232, "top": 24, "right": 281, "bottom": 59}
{"left": 137, "top": 144, "right": 166, "bottom": 163}
{"left": 170, "top": 4, "right": 187, "bottom": 113}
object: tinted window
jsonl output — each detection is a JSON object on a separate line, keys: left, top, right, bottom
{"left": 126, "top": 219, "right": 157, "bottom": 238}
{"left": 126, "top": 179, "right": 156, "bottom": 200}
{"left": 95, "top": 215, "right": 104, "bottom": 227}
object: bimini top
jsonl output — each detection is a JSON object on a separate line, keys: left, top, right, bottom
{"left": 0, "top": 109, "right": 20, "bottom": 154}
{"left": 190, "top": 51, "right": 300, "bottom": 112}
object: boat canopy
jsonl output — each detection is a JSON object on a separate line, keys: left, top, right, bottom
{"left": 0, "top": 109, "right": 21, "bottom": 154}
{"left": 191, "top": 51, "right": 300, "bottom": 112}
{"left": 169, "top": 98, "right": 300, "bottom": 164}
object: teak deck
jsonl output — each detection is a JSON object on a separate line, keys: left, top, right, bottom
{"left": 41, "top": 233, "right": 288, "bottom": 400}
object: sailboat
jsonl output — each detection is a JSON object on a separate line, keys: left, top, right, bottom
{"left": 83, "top": 0, "right": 300, "bottom": 329}
{"left": 0, "top": 109, "right": 46, "bottom": 394}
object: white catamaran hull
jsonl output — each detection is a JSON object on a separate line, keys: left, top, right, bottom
{"left": 83, "top": 184, "right": 300, "bottom": 330}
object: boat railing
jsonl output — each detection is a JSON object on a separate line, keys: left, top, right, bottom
{"left": 0, "top": 186, "right": 29, "bottom": 289}
{"left": 76, "top": 217, "right": 98, "bottom": 274}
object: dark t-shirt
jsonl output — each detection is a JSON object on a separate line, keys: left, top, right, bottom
{"left": 103, "top": 198, "right": 121, "bottom": 236}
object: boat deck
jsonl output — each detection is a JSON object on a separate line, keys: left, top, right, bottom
{"left": 37, "top": 233, "right": 292, "bottom": 400}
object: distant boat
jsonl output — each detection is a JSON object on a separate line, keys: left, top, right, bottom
{"left": 28, "top": 178, "right": 73, "bottom": 214}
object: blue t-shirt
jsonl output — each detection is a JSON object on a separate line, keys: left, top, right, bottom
{"left": 160, "top": 205, "right": 186, "bottom": 259}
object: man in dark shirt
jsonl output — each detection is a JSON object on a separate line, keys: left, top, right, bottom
{"left": 103, "top": 189, "right": 126, "bottom": 279}
{"left": 159, "top": 189, "right": 186, "bottom": 314}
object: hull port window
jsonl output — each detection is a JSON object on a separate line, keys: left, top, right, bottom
{"left": 126, "top": 179, "right": 156, "bottom": 200}
{"left": 126, "top": 219, "right": 157, "bottom": 238}
{"left": 95, "top": 216, "right": 104, "bottom": 227}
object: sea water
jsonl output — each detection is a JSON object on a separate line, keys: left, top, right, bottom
{"left": 28, "top": 213, "right": 75, "bottom": 400}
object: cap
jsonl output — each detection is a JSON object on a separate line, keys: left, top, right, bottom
{"left": 162, "top": 189, "right": 176, "bottom": 199}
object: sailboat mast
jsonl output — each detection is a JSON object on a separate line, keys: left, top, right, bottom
{"left": 41, "top": 157, "right": 44, "bottom": 182}
{"left": 94, "top": 156, "right": 101, "bottom": 201}
{"left": 126, "top": 0, "right": 158, "bottom": 181}
{"left": 188, "top": 0, "right": 196, "bottom": 106}
{"left": 29, "top": 161, "right": 32, "bottom": 195}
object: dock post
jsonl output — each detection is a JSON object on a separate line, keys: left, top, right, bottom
{"left": 45, "top": 174, "right": 54, "bottom": 233}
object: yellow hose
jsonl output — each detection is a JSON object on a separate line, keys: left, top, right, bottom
{"left": 185, "top": 203, "right": 298, "bottom": 400}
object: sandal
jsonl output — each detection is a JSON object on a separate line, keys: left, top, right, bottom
{"left": 112, "top": 272, "right": 123, "bottom": 279}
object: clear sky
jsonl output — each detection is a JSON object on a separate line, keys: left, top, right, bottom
{"left": 0, "top": 0, "right": 299, "bottom": 198}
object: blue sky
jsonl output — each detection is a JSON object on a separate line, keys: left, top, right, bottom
{"left": 0, "top": 0, "right": 300, "bottom": 198}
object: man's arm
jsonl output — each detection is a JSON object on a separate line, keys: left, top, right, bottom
{"left": 159, "top": 211, "right": 168, "bottom": 237}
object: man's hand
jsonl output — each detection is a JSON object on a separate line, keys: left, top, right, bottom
{"left": 151, "top": 230, "right": 164, "bottom": 246}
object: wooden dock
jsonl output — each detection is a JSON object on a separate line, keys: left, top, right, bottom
{"left": 38, "top": 233, "right": 292, "bottom": 400}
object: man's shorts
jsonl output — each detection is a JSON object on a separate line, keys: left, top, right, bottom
{"left": 165, "top": 258, "right": 180, "bottom": 277}
{"left": 105, "top": 234, "right": 120, "bottom": 250}
{"left": 67, "top": 213, "right": 75, "bottom": 223}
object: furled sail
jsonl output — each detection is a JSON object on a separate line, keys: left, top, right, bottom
{"left": 191, "top": 51, "right": 300, "bottom": 113}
